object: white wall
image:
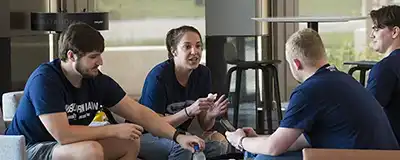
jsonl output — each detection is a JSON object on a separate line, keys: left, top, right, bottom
{"left": 205, "top": 0, "right": 257, "bottom": 36}
{"left": 100, "top": 47, "right": 168, "bottom": 97}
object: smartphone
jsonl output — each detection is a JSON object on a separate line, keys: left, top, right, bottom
{"left": 220, "top": 118, "right": 236, "bottom": 132}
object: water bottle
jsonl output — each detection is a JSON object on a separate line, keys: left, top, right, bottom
{"left": 192, "top": 144, "right": 206, "bottom": 160}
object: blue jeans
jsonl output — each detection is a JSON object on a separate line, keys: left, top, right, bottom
{"left": 139, "top": 133, "right": 228, "bottom": 160}
{"left": 254, "top": 151, "right": 303, "bottom": 160}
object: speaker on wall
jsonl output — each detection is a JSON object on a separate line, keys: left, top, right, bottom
{"left": 31, "top": 12, "right": 109, "bottom": 32}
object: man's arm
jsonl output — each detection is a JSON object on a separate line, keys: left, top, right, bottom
{"left": 229, "top": 87, "right": 312, "bottom": 155}
{"left": 39, "top": 113, "right": 116, "bottom": 145}
{"left": 159, "top": 109, "right": 192, "bottom": 127}
{"left": 112, "top": 95, "right": 208, "bottom": 152}
{"left": 366, "top": 64, "right": 396, "bottom": 107}
{"left": 154, "top": 112, "right": 191, "bottom": 127}
{"left": 241, "top": 89, "right": 313, "bottom": 155}
{"left": 110, "top": 95, "right": 176, "bottom": 139}
{"left": 242, "top": 128, "right": 309, "bottom": 156}
{"left": 32, "top": 75, "right": 128, "bottom": 145}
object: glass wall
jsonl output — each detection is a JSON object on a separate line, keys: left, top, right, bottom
{"left": 93, "top": 0, "right": 206, "bottom": 97}
{"left": 298, "top": 0, "right": 389, "bottom": 81}
{"left": 94, "top": 0, "right": 206, "bottom": 64}
{"left": 94, "top": 0, "right": 205, "bottom": 47}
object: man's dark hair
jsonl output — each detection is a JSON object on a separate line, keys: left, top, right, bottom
{"left": 58, "top": 22, "right": 105, "bottom": 61}
{"left": 370, "top": 5, "right": 400, "bottom": 29}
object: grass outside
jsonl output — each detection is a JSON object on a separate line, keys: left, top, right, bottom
{"left": 299, "top": 0, "right": 362, "bottom": 16}
{"left": 320, "top": 32, "right": 354, "bottom": 48}
{"left": 320, "top": 32, "right": 383, "bottom": 81}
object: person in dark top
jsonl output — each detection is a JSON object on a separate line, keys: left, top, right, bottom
{"left": 5, "top": 22, "right": 205, "bottom": 160}
{"left": 367, "top": 5, "right": 400, "bottom": 144}
{"left": 138, "top": 25, "right": 229, "bottom": 160}
{"left": 225, "top": 28, "right": 399, "bottom": 160}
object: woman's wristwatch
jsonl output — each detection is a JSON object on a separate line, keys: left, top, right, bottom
{"left": 173, "top": 129, "right": 186, "bottom": 143}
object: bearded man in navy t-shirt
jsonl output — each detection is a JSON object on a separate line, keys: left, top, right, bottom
{"left": 5, "top": 22, "right": 205, "bottom": 160}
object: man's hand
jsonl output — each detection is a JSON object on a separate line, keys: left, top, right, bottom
{"left": 225, "top": 129, "right": 246, "bottom": 150}
{"left": 176, "top": 134, "right": 205, "bottom": 153}
{"left": 187, "top": 98, "right": 213, "bottom": 116}
{"left": 243, "top": 127, "right": 259, "bottom": 137}
{"left": 109, "top": 123, "right": 144, "bottom": 140}
{"left": 207, "top": 94, "right": 229, "bottom": 118}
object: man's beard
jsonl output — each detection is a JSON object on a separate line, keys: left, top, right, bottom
{"left": 75, "top": 61, "right": 98, "bottom": 78}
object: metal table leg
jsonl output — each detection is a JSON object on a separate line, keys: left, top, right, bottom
{"left": 307, "top": 22, "right": 319, "bottom": 32}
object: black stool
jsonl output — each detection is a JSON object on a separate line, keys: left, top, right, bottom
{"left": 344, "top": 61, "right": 377, "bottom": 86}
{"left": 225, "top": 60, "right": 283, "bottom": 134}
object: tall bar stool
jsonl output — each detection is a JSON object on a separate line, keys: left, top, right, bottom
{"left": 343, "top": 61, "right": 377, "bottom": 86}
{"left": 224, "top": 42, "right": 283, "bottom": 134}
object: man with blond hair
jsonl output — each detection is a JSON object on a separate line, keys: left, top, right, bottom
{"left": 225, "top": 28, "right": 398, "bottom": 160}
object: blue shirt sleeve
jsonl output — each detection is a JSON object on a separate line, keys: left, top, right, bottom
{"left": 97, "top": 74, "right": 126, "bottom": 108}
{"left": 139, "top": 74, "right": 167, "bottom": 114}
{"left": 27, "top": 75, "right": 66, "bottom": 116}
{"left": 366, "top": 63, "right": 396, "bottom": 107}
{"left": 280, "top": 90, "right": 316, "bottom": 132}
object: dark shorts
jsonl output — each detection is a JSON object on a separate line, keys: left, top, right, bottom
{"left": 27, "top": 141, "right": 58, "bottom": 160}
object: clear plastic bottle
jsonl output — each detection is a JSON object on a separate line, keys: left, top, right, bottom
{"left": 192, "top": 145, "right": 206, "bottom": 160}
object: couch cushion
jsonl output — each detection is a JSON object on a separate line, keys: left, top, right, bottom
{"left": 2, "top": 91, "right": 24, "bottom": 123}
{"left": 0, "top": 135, "right": 26, "bottom": 160}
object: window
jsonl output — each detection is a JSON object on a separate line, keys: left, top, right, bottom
{"left": 298, "top": 0, "right": 386, "bottom": 81}
{"left": 93, "top": 0, "right": 206, "bottom": 96}
{"left": 94, "top": 0, "right": 205, "bottom": 47}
